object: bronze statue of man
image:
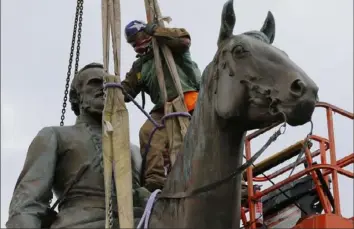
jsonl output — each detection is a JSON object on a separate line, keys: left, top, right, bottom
{"left": 6, "top": 63, "right": 149, "bottom": 228}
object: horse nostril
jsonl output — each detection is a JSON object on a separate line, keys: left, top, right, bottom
{"left": 290, "top": 79, "right": 305, "bottom": 97}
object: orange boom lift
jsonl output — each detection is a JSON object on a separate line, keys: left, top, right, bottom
{"left": 241, "top": 102, "right": 353, "bottom": 229}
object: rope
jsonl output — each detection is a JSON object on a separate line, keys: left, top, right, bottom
{"left": 104, "top": 82, "right": 191, "bottom": 154}
{"left": 136, "top": 189, "right": 162, "bottom": 229}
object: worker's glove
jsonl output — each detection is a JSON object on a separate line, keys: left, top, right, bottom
{"left": 144, "top": 23, "right": 158, "bottom": 36}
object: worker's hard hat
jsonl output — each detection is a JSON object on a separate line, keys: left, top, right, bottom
{"left": 125, "top": 20, "right": 147, "bottom": 41}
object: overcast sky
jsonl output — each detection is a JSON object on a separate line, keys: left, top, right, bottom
{"left": 1, "top": 0, "right": 353, "bottom": 226}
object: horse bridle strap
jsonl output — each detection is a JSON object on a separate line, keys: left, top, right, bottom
{"left": 158, "top": 123, "right": 286, "bottom": 199}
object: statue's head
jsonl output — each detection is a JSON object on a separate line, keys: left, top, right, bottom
{"left": 69, "top": 62, "right": 105, "bottom": 117}
{"left": 209, "top": 0, "right": 319, "bottom": 129}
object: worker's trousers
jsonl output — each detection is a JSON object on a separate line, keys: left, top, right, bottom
{"left": 139, "top": 111, "right": 171, "bottom": 191}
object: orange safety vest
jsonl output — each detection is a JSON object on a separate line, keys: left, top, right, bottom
{"left": 184, "top": 91, "right": 199, "bottom": 112}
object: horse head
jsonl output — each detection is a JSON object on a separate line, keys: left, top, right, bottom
{"left": 208, "top": 0, "right": 319, "bottom": 130}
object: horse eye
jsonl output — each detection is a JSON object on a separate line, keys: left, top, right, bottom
{"left": 233, "top": 45, "right": 244, "bottom": 53}
{"left": 232, "top": 45, "right": 248, "bottom": 59}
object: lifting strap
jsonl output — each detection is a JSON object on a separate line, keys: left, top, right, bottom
{"left": 143, "top": 0, "right": 190, "bottom": 166}
{"left": 101, "top": 0, "right": 134, "bottom": 228}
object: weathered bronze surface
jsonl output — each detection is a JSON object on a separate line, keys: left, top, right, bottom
{"left": 6, "top": 0, "right": 319, "bottom": 228}
{"left": 6, "top": 64, "right": 146, "bottom": 228}
{"left": 145, "top": 0, "right": 318, "bottom": 228}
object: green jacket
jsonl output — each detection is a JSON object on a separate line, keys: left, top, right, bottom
{"left": 121, "top": 27, "right": 201, "bottom": 112}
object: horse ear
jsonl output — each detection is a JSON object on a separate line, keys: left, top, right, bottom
{"left": 217, "top": 0, "right": 236, "bottom": 47}
{"left": 260, "top": 11, "right": 275, "bottom": 44}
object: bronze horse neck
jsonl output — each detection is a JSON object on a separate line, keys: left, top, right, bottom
{"left": 148, "top": 63, "right": 247, "bottom": 228}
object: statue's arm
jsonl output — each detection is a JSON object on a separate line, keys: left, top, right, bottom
{"left": 6, "top": 127, "right": 58, "bottom": 228}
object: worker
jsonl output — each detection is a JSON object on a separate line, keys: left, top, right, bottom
{"left": 121, "top": 20, "right": 201, "bottom": 192}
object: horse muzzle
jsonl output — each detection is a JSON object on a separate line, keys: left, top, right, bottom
{"left": 283, "top": 99, "right": 316, "bottom": 126}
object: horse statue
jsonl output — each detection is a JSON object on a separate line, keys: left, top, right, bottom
{"left": 138, "top": 0, "right": 319, "bottom": 228}
{"left": 5, "top": 0, "right": 319, "bottom": 228}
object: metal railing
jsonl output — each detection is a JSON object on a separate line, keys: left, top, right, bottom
{"left": 243, "top": 102, "right": 354, "bottom": 229}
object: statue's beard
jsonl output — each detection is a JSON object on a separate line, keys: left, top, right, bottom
{"left": 81, "top": 98, "right": 104, "bottom": 116}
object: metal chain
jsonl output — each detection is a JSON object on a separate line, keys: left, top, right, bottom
{"left": 74, "top": 1, "right": 84, "bottom": 75}
{"left": 60, "top": 0, "right": 84, "bottom": 126}
{"left": 109, "top": 193, "right": 114, "bottom": 228}
{"left": 109, "top": 177, "right": 114, "bottom": 228}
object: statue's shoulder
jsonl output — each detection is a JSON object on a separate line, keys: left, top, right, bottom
{"left": 43, "top": 124, "right": 74, "bottom": 133}
{"left": 34, "top": 126, "right": 60, "bottom": 139}
{"left": 27, "top": 126, "right": 60, "bottom": 153}
{"left": 36, "top": 124, "right": 82, "bottom": 141}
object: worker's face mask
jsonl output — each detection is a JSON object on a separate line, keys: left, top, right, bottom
{"left": 78, "top": 68, "right": 106, "bottom": 115}
{"left": 128, "top": 31, "right": 152, "bottom": 54}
